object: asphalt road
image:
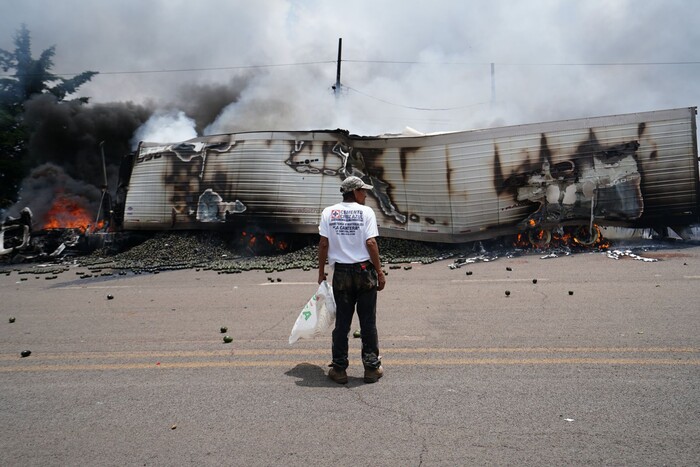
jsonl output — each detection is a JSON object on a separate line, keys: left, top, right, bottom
{"left": 1, "top": 243, "right": 699, "bottom": 466}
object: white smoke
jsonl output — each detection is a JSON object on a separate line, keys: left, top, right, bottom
{"left": 130, "top": 111, "right": 197, "bottom": 148}
{"left": 2, "top": 0, "right": 699, "bottom": 136}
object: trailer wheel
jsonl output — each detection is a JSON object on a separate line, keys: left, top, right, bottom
{"left": 528, "top": 228, "right": 551, "bottom": 247}
{"left": 573, "top": 225, "right": 600, "bottom": 246}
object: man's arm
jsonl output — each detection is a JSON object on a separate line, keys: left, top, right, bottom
{"left": 366, "top": 237, "right": 386, "bottom": 291}
{"left": 318, "top": 235, "right": 329, "bottom": 284}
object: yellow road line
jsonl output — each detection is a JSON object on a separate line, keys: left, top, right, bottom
{"left": 450, "top": 278, "right": 548, "bottom": 283}
{"left": 0, "top": 346, "right": 697, "bottom": 362}
{"left": 387, "top": 346, "right": 700, "bottom": 354}
{"left": 1, "top": 357, "right": 699, "bottom": 373}
{"left": 259, "top": 282, "right": 317, "bottom": 286}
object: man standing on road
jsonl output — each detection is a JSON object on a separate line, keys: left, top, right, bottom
{"left": 318, "top": 175, "right": 386, "bottom": 384}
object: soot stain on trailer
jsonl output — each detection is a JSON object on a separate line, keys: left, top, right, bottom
{"left": 539, "top": 134, "right": 553, "bottom": 168}
{"left": 358, "top": 146, "right": 408, "bottom": 225}
{"left": 284, "top": 136, "right": 410, "bottom": 225}
{"left": 399, "top": 147, "right": 409, "bottom": 180}
{"left": 445, "top": 150, "right": 454, "bottom": 196}
{"left": 165, "top": 150, "right": 201, "bottom": 225}
{"left": 163, "top": 140, "right": 250, "bottom": 225}
{"left": 286, "top": 139, "right": 349, "bottom": 178}
{"left": 492, "top": 144, "right": 508, "bottom": 196}
{"left": 492, "top": 128, "right": 645, "bottom": 231}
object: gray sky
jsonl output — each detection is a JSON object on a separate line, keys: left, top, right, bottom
{"left": 2, "top": 0, "right": 699, "bottom": 136}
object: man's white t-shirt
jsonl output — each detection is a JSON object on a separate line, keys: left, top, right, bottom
{"left": 319, "top": 201, "right": 379, "bottom": 266}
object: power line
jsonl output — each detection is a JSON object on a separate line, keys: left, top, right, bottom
{"left": 345, "top": 59, "right": 700, "bottom": 67}
{"left": 0, "top": 60, "right": 336, "bottom": 77}
{"left": 500, "top": 61, "right": 700, "bottom": 67}
{"left": 3, "top": 59, "right": 698, "bottom": 78}
{"left": 344, "top": 85, "right": 489, "bottom": 111}
{"left": 97, "top": 60, "right": 336, "bottom": 75}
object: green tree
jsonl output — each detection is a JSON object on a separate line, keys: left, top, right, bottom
{"left": 0, "top": 24, "right": 97, "bottom": 208}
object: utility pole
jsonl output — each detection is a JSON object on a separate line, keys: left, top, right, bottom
{"left": 334, "top": 38, "right": 343, "bottom": 99}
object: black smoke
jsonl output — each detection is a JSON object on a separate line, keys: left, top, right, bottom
{"left": 171, "top": 75, "right": 252, "bottom": 135}
{"left": 2, "top": 74, "right": 254, "bottom": 227}
{"left": 12, "top": 163, "right": 102, "bottom": 230}
{"left": 1, "top": 95, "right": 152, "bottom": 225}
{"left": 22, "top": 94, "right": 152, "bottom": 187}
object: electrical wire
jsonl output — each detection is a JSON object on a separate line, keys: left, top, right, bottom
{"left": 4, "top": 59, "right": 698, "bottom": 78}
{"left": 3, "top": 57, "right": 697, "bottom": 112}
{"left": 0, "top": 60, "right": 337, "bottom": 77}
{"left": 343, "top": 85, "right": 489, "bottom": 111}
{"left": 345, "top": 59, "right": 700, "bottom": 67}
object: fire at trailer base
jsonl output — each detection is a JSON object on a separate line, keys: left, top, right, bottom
{"left": 116, "top": 107, "right": 700, "bottom": 245}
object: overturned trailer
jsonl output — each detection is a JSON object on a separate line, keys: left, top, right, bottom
{"left": 115, "top": 107, "right": 700, "bottom": 245}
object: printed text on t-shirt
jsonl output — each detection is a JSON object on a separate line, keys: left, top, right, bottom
{"left": 330, "top": 209, "right": 364, "bottom": 236}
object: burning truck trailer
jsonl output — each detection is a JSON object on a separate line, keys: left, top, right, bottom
{"left": 111, "top": 107, "right": 700, "bottom": 250}
{"left": 5, "top": 107, "right": 697, "bottom": 263}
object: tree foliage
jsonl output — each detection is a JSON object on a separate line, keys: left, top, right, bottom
{"left": 0, "top": 24, "right": 98, "bottom": 208}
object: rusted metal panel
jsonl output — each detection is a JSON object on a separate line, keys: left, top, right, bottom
{"left": 122, "top": 107, "right": 699, "bottom": 242}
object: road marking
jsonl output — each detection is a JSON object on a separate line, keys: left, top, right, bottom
{"left": 450, "top": 278, "right": 548, "bottom": 283}
{"left": 1, "top": 347, "right": 698, "bottom": 372}
{"left": 1, "top": 346, "right": 695, "bottom": 361}
{"left": 387, "top": 346, "right": 700, "bottom": 354}
{"left": 1, "top": 357, "right": 698, "bottom": 373}
{"left": 0, "top": 348, "right": 322, "bottom": 361}
{"left": 260, "top": 282, "right": 317, "bottom": 286}
{"left": 59, "top": 282, "right": 319, "bottom": 289}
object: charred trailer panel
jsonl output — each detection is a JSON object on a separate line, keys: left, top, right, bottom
{"left": 122, "top": 131, "right": 347, "bottom": 234}
{"left": 120, "top": 107, "right": 699, "bottom": 243}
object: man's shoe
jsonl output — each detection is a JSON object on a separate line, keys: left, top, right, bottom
{"left": 364, "top": 365, "right": 384, "bottom": 383}
{"left": 328, "top": 367, "right": 348, "bottom": 384}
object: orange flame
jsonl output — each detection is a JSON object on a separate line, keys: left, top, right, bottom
{"left": 239, "top": 231, "right": 289, "bottom": 253}
{"left": 514, "top": 233, "right": 528, "bottom": 247}
{"left": 513, "top": 225, "right": 609, "bottom": 250}
{"left": 43, "top": 195, "right": 96, "bottom": 232}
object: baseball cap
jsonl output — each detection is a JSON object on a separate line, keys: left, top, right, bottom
{"left": 340, "top": 176, "right": 373, "bottom": 193}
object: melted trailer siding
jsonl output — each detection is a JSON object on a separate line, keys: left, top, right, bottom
{"left": 122, "top": 107, "right": 699, "bottom": 242}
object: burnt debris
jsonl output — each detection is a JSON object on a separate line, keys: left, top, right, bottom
{"left": 1, "top": 223, "right": 694, "bottom": 277}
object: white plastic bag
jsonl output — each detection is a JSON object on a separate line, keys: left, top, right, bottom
{"left": 288, "top": 280, "right": 336, "bottom": 344}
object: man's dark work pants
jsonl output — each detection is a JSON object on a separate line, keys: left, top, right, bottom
{"left": 331, "top": 262, "right": 381, "bottom": 370}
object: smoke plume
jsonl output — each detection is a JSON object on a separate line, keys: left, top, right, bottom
{"left": 131, "top": 111, "right": 197, "bottom": 150}
{"left": 11, "top": 163, "right": 102, "bottom": 229}
{"left": 22, "top": 95, "right": 152, "bottom": 186}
